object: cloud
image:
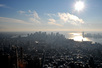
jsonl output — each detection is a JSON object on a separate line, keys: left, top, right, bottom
{"left": 45, "top": 13, "right": 56, "bottom": 18}
{"left": 48, "top": 19, "right": 56, "bottom": 23}
{"left": 48, "top": 19, "right": 62, "bottom": 26}
{"left": 18, "top": 10, "right": 25, "bottom": 14}
{"left": 33, "top": 11, "right": 40, "bottom": 19}
{"left": 29, "top": 18, "right": 40, "bottom": 24}
{"left": 28, "top": 10, "right": 31, "bottom": 13}
{"left": 29, "top": 11, "right": 41, "bottom": 23}
{"left": 0, "top": 17, "right": 43, "bottom": 32}
{"left": 0, "top": 17, "right": 30, "bottom": 24}
{"left": 17, "top": 10, "right": 41, "bottom": 23}
{"left": 0, "top": 17, "right": 31, "bottom": 31}
{"left": 0, "top": 4, "right": 5, "bottom": 7}
{"left": 58, "top": 12, "right": 84, "bottom": 24}
{"left": 0, "top": 4, "right": 10, "bottom": 8}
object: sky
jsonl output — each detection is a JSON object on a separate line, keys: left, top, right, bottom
{"left": 0, "top": 0, "right": 102, "bottom": 32}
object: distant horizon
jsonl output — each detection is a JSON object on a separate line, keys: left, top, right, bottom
{"left": 0, "top": 30, "right": 102, "bottom": 44}
{"left": 0, "top": 30, "right": 102, "bottom": 34}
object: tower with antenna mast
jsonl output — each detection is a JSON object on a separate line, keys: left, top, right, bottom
{"left": 82, "top": 32, "right": 85, "bottom": 38}
{"left": 82, "top": 32, "right": 84, "bottom": 42}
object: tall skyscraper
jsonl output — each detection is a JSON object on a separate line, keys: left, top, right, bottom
{"left": 82, "top": 32, "right": 84, "bottom": 38}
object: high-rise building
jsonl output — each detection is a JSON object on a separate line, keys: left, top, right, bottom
{"left": 82, "top": 32, "right": 84, "bottom": 38}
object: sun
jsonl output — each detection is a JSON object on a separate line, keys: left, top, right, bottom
{"left": 75, "top": 1, "right": 84, "bottom": 11}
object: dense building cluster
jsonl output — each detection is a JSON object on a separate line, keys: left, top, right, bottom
{"left": 85, "top": 33, "right": 102, "bottom": 39}
{"left": 0, "top": 32, "right": 102, "bottom": 68}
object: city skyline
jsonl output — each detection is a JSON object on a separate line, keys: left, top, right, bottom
{"left": 0, "top": 0, "right": 102, "bottom": 32}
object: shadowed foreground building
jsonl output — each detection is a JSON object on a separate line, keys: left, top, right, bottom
{"left": 0, "top": 46, "right": 41, "bottom": 68}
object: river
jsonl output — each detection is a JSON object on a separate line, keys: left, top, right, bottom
{"left": 66, "top": 32, "right": 102, "bottom": 44}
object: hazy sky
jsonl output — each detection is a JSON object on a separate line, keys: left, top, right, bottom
{"left": 0, "top": 0, "right": 102, "bottom": 32}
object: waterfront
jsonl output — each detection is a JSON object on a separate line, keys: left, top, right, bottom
{"left": 66, "top": 32, "right": 102, "bottom": 44}
{"left": 9, "top": 31, "right": 102, "bottom": 44}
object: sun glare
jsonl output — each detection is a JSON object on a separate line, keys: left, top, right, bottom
{"left": 75, "top": 1, "right": 84, "bottom": 11}
{"left": 73, "top": 36, "right": 90, "bottom": 41}
{"left": 69, "top": 33, "right": 90, "bottom": 41}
